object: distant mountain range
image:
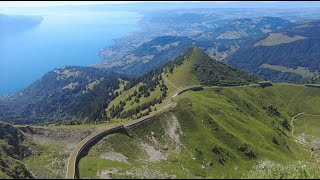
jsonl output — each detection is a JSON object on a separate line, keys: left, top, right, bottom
{"left": 97, "top": 16, "right": 295, "bottom": 67}
{"left": 195, "top": 17, "right": 294, "bottom": 41}
{"left": 98, "top": 16, "right": 320, "bottom": 84}
{"left": 227, "top": 20, "right": 320, "bottom": 83}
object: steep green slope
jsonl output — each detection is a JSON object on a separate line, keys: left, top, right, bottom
{"left": 104, "top": 47, "right": 258, "bottom": 121}
{"left": 292, "top": 112, "right": 320, "bottom": 162}
{"left": 227, "top": 20, "right": 320, "bottom": 83}
{"left": 191, "top": 47, "right": 258, "bottom": 86}
{"left": 164, "top": 46, "right": 258, "bottom": 87}
{"left": 78, "top": 84, "right": 319, "bottom": 178}
{"left": 0, "top": 122, "right": 35, "bottom": 179}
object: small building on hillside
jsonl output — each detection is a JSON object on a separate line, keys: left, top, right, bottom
{"left": 305, "top": 84, "right": 320, "bottom": 88}
{"left": 258, "top": 81, "right": 273, "bottom": 87}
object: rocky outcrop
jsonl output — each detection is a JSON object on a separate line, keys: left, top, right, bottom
{"left": 0, "top": 122, "right": 35, "bottom": 179}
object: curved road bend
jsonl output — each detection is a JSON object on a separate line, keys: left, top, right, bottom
{"left": 290, "top": 112, "right": 320, "bottom": 151}
{"left": 65, "top": 84, "right": 260, "bottom": 179}
{"left": 66, "top": 125, "right": 125, "bottom": 179}
{"left": 65, "top": 85, "right": 200, "bottom": 179}
{"left": 291, "top": 113, "right": 320, "bottom": 137}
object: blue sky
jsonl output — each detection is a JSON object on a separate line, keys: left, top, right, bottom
{"left": 1, "top": 1, "right": 320, "bottom": 13}
{"left": 0, "top": 1, "right": 276, "bottom": 8}
{"left": 0, "top": 1, "right": 141, "bottom": 7}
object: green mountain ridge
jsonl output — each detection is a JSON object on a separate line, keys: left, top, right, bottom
{"left": 78, "top": 66, "right": 320, "bottom": 179}
{"left": 99, "top": 47, "right": 258, "bottom": 121}
{"left": 0, "top": 47, "right": 258, "bottom": 125}
{"left": 75, "top": 46, "right": 320, "bottom": 179}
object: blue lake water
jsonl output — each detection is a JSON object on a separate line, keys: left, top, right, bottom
{"left": 0, "top": 10, "right": 142, "bottom": 95}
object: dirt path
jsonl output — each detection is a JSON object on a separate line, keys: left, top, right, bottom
{"left": 203, "top": 84, "right": 260, "bottom": 89}
{"left": 291, "top": 113, "right": 305, "bottom": 137}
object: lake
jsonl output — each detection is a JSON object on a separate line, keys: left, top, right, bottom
{"left": 0, "top": 10, "right": 142, "bottom": 95}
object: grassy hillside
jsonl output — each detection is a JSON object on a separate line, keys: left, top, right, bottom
{"left": 292, "top": 113, "right": 320, "bottom": 161}
{"left": 78, "top": 83, "right": 320, "bottom": 179}
{"left": 0, "top": 122, "right": 35, "bottom": 179}
{"left": 81, "top": 18, "right": 319, "bottom": 178}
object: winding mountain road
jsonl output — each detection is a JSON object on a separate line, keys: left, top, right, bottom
{"left": 65, "top": 83, "right": 262, "bottom": 179}
{"left": 65, "top": 85, "right": 204, "bottom": 179}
